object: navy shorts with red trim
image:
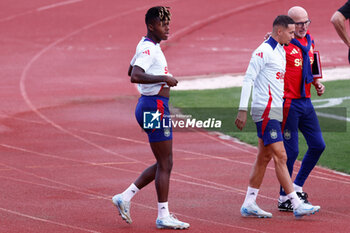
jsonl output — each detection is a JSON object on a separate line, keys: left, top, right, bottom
{"left": 255, "top": 119, "right": 283, "bottom": 146}
{"left": 135, "top": 95, "right": 172, "bottom": 143}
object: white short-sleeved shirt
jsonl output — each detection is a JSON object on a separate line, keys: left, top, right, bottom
{"left": 238, "top": 37, "right": 286, "bottom": 122}
{"left": 130, "top": 37, "right": 170, "bottom": 96}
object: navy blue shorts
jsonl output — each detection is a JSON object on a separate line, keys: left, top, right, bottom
{"left": 256, "top": 119, "right": 283, "bottom": 146}
{"left": 135, "top": 95, "right": 172, "bottom": 143}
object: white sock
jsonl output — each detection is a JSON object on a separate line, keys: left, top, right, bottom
{"left": 287, "top": 191, "right": 302, "bottom": 208}
{"left": 158, "top": 202, "right": 170, "bottom": 218}
{"left": 293, "top": 183, "right": 303, "bottom": 193}
{"left": 121, "top": 183, "right": 139, "bottom": 202}
{"left": 279, "top": 195, "right": 289, "bottom": 202}
{"left": 244, "top": 186, "right": 259, "bottom": 205}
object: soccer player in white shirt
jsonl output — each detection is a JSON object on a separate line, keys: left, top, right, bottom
{"left": 235, "top": 15, "right": 321, "bottom": 218}
{"left": 112, "top": 6, "right": 189, "bottom": 229}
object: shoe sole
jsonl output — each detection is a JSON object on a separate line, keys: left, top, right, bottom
{"left": 241, "top": 208, "right": 272, "bottom": 218}
{"left": 112, "top": 200, "right": 132, "bottom": 224}
{"left": 156, "top": 224, "right": 189, "bottom": 230}
{"left": 278, "top": 207, "right": 293, "bottom": 212}
{"left": 294, "top": 208, "right": 320, "bottom": 218}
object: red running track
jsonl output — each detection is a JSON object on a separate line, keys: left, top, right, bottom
{"left": 0, "top": 0, "right": 349, "bottom": 232}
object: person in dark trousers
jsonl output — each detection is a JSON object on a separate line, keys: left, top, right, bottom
{"left": 277, "top": 6, "right": 326, "bottom": 212}
{"left": 235, "top": 15, "right": 320, "bottom": 218}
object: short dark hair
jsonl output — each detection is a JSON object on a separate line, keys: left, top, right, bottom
{"left": 273, "top": 15, "right": 295, "bottom": 28}
{"left": 145, "top": 6, "right": 171, "bottom": 25}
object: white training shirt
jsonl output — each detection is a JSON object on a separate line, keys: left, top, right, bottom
{"left": 238, "top": 36, "right": 286, "bottom": 122}
{"left": 130, "top": 37, "right": 170, "bottom": 96}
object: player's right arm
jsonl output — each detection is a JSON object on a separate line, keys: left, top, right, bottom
{"left": 129, "top": 43, "right": 178, "bottom": 87}
{"left": 130, "top": 65, "right": 178, "bottom": 87}
{"left": 235, "top": 47, "right": 266, "bottom": 130}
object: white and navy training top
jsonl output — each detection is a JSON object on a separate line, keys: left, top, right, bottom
{"left": 238, "top": 36, "right": 286, "bottom": 122}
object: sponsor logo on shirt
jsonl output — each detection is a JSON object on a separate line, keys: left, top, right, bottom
{"left": 256, "top": 52, "right": 263, "bottom": 58}
{"left": 290, "top": 48, "right": 298, "bottom": 55}
{"left": 142, "top": 49, "right": 150, "bottom": 55}
{"left": 276, "top": 71, "right": 285, "bottom": 80}
{"left": 294, "top": 58, "right": 302, "bottom": 67}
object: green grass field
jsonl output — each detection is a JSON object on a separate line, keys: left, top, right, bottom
{"left": 170, "top": 79, "right": 350, "bottom": 174}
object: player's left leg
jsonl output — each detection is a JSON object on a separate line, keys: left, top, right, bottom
{"left": 241, "top": 120, "right": 283, "bottom": 218}
{"left": 269, "top": 140, "right": 321, "bottom": 218}
{"left": 279, "top": 99, "right": 301, "bottom": 211}
{"left": 294, "top": 99, "right": 325, "bottom": 194}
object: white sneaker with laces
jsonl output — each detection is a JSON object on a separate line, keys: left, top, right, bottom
{"left": 112, "top": 194, "right": 132, "bottom": 224}
{"left": 156, "top": 214, "right": 190, "bottom": 229}
{"left": 293, "top": 202, "right": 320, "bottom": 218}
{"left": 240, "top": 201, "right": 272, "bottom": 218}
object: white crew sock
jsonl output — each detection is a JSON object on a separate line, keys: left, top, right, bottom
{"left": 121, "top": 183, "right": 140, "bottom": 202}
{"left": 293, "top": 183, "right": 303, "bottom": 193}
{"left": 279, "top": 195, "right": 289, "bottom": 203}
{"left": 158, "top": 202, "right": 170, "bottom": 218}
{"left": 287, "top": 191, "right": 302, "bottom": 208}
{"left": 244, "top": 186, "right": 259, "bottom": 205}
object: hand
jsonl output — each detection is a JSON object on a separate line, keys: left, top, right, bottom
{"left": 264, "top": 32, "right": 271, "bottom": 40}
{"left": 235, "top": 110, "right": 247, "bottom": 131}
{"left": 314, "top": 81, "right": 325, "bottom": 96}
{"left": 164, "top": 75, "right": 178, "bottom": 87}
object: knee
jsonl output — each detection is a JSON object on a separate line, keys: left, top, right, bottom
{"left": 309, "top": 139, "right": 326, "bottom": 155}
{"left": 158, "top": 155, "right": 173, "bottom": 173}
{"left": 273, "top": 151, "right": 288, "bottom": 166}
{"left": 256, "top": 152, "right": 272, "bottom": 166}
{"left": 263, "top": 153, "right": 273, "bottom": 165}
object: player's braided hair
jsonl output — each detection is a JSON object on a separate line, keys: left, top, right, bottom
{"left": 145, "top": 6, "right": 171, "bottom": 25}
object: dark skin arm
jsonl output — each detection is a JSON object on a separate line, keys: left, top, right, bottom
{"left": 128, "top": 65, "right": 178, "bottom": 87}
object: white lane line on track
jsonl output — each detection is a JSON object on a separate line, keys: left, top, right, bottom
{"left": 1, "top": 147, "right": 349, "bottom": 220}
{"left": 17, "top": 0, "right": 271, "bottom": 209}
{"left": 0, "top": 0, "right": 84, "bottom": 22}
{"left": 167, "top": 0, "right": 277, "bottom": 45}
{"left": 0, "top": 11, "right": 34, "bottom": 22}
{"left": 2, "top": 110, "right": 350, "bottom": 184}
{"left": 69, "top": 128, "right": 350, "bottom": 183}
{"left": 0, "top": 206, "right": 100, "bottom": 233}
{"left": 2, "top": 107, "right": 350, "bottom": 184}
{"left": 0, "top": 159, "right": 267, "bottom": 232}
{"left": 17, "top": 0, "right": 348, "bottom": 187}
{"left": 0, "top": 175, "right": 107, "bottom": 199}
{"left": 37, "top": 0, "right": 83, "bottom": 12}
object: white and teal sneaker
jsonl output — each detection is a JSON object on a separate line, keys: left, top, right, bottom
{"left": 112, "top": 194, "right": 132, "bottom": 224}
{"left": 156, "top": 214, "right": 190, "bottom": 229}
{"left": 293, "top": 202, "right": 320, "bottom": 218}
{"left": 240, "top": 202, "right": 272, "bottom": 218}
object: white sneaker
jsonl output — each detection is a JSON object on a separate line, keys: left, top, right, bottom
{"left": 293, "top": 202, "right": 320, "bottom": 218}
{"left": 156, "top": 214, "right": 190, "bottom": 229}
{"left": 240, "top": 202, "right": 272, "bottom": 218}
{"left": 112, "top": 194, "right": 132, "bottom": 224}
